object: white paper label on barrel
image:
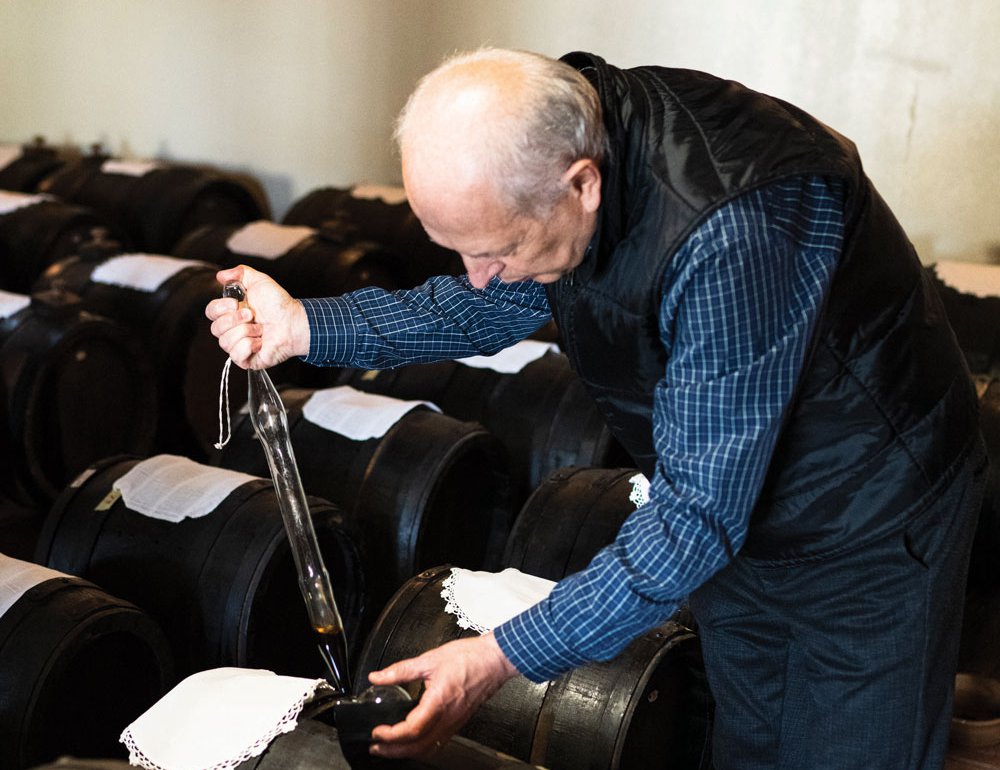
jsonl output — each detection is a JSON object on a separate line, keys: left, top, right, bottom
{"left": 113, "top": 454, "right": 259, "bottom": 523}
{"left": 121, "top": 667, "right": 332, "bottom": 770}
{"left": 101, "top": 159, "right": 161, "bottom": 177}
{"left": 0, "top": 553, "right": 67, "bottom": 618}
{"left": 934, "top": 261, "right": 1000, "bottom": 299}
{"left": 350, "top": 183, "right": 408, "bottom": 205}
{"left": 91, "top": 253, "right": 209, "bottom": 293}
{"left": 456, "top": 339, "right": 560, "bottom": 374}
{"left": 225, "top": 220, "right": 315, "bottom": 260}
{"left": 301, "top": 385, "right": 440, "bottom": 440}
{"left": 0, "top": 190, "right": 50, "bottom": 215}
{"left": 0, "top": 289, "right": 30, "bottom": 319}
{"left": 440, "top": 567, "right": 556, "bottom": 635}
{"left": 0, "top": 144, "right": 23, "bottom": 172}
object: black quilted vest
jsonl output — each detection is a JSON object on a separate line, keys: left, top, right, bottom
{"left": 548, "top": 52, "right": 978, "bottom": 561}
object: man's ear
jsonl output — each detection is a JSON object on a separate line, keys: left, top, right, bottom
{"left": 565, "top": 158, "right": 602, "bottom": 213}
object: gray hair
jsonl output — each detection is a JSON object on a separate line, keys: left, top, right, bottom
{"left": 395, "top": 48, "right": 606, "bottom": 218}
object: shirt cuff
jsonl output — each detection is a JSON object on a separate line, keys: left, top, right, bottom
{"left": 299, "top": 296, "right": 359, "bottom": 365}
{"left": 493, "top": 598, "right": 588, "bottom": 683}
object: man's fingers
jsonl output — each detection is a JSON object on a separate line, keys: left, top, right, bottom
{"left": 369, "top": 657, "right": 425, "bottom": 686}
{"left": 370, "top": 702, "right": 446, "bottom": 759}
{"left": 215, "top": 266, "right": 245, "bottom": 287}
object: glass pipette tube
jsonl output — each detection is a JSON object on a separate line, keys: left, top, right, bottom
{"left": 222, "top": 282, "right": 351, "bottom": 694}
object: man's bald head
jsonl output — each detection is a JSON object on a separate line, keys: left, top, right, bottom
{"left": 396, "top": 48, "right": 606, "bottom": 219}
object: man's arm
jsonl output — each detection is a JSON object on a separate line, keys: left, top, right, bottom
{"left": 366, "top": 176, "right": 845, "bottom": 760}
{"left": 496, "top": 175, "right": 846, "bottom": 680}
{"left": 301, "top": 273, "right": 552, "bottom": 369}
{"left": 206, "top": 265, "right": 551, "bottom": 371}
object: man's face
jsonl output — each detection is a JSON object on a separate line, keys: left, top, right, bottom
{"left": 405, "top": 160, "right": 601, "bottom": 290}
{"left": 421, "top": 195, "right": 588, "bottom": 289}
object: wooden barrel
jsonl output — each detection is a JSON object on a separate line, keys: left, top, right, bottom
{"left": 31, "top": 722, "right": 544, "bottom": 770}
{"left": 0, "top": 192, "right": 119, "bottom": 293}
{"left": 236, "top": 718, "right": 552, "bottom": 769}
{"left": 37, "top": 246, "right": 241, "bottom": 460}
{"left": 958, "top": 376, "right": 1000, "bottom": 682}
{"left": 172, "top": 220, "right": 408, "bottom": 297}
{"left": 34, "top": 454, "right": 366, "bottom": 680}
{"left": 38, "top": 153, "right": 266, "bottom": 253}
{"left": 0, "top": 554, "right": 173, "bottom": 770}
{"left": 502, "top": 467, "right": 639, "bottom": 581}
{"left": 928, "top": 262, "right": 1000, "bottom": 374}
{"left": 216, "top": 386, "right": 513, "bottom": 622}
{"left": 331, "top": 348, "right": 631, "bottom": 507}
{"left": 27, "top": 763, "right": 131, "bottom": 770}
{"left": 0, "top": 288, "right": 157, "bottom": 506}
{"left": 282, "top": 184, "right": 465, "bottom": 284}
{"left": 31, "top": 756, "right": 134, "bottom": 770}
{"left": 0, "top": 139, "right": 66, "bottom": 193}
{"left": 354, "top": 565, "right": 711, "bottom": 770}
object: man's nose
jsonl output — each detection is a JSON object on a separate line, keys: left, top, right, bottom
{"left": 465, "top": 259, "right": 503, "bottom": 289}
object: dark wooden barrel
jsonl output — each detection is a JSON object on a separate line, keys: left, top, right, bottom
{"left": 502, "top": 467, "right": 639, "bottom": 580}
{"left": 38, "top": 153, "right": 266, "bottom": 253}
{"left": 236, "top": 717, "right": 554, "bottom": 769}
{"left": 928, "top": 262, "right": 1000, "bottom": 374}
{"left": 0, "top": 289, "right": 157, "bottom": 506}
{"left": 330, "top": 348, "right": 631, "bottom": 507}
{"left": 354, "top": 565, "right": 711, "bottom": 770}
{"left": 216, "top": 386, "right": 513, "bottom": 621}
{"left": 173, "top": 220, "right": 416, "bottom": 297}
{"left": 28, "top": 724, "right": 543, "bottom": 770}
{"left": 0, "top": 555, "right": 173, "bottom": 770}
{"left": 0, "top": 139, "right": 66, "bottom": 193}
{"left": 959, "top": 376, "right": 1000, "bottom": 682}
{"left": 34, "top": 454, "right": 366, "bottom": 680}
{"left": 27, "top": 763, "right": 131, "bottom": 770}
{"left": 37, "top": 246, "right": 241, "bottom": 460}
{"left": 0, "top": 193, "right": 119, "bottom": 293}
{"left": 282, "top": 184, "right": 464, "bottom": 284}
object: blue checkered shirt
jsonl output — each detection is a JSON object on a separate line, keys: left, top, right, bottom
{"left": 301, "top": 175, "right": 845, "bottom": 682}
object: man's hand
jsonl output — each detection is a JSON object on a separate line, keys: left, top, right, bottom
{"left": 367, "top": 632, "right": 519, "bottom": 759}
{"left": 204, "top": 265, "right": 309, "bottom": 370}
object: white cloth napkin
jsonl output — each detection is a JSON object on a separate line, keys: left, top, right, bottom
{"left": 441, "top": 567, "right": 555, "bottom": 635}
{"left": 91, "top": 253, "right": 209, "bottom": 293}
{"left": 301, "top": 385, "right": 440, "bottom": 440}
{"left": 933, "top": 260, "right": 1000, "bottom": 299}
{"left": 456, "top": 340, "right": 559, "bottom": 374}
{"left": 225, "top": 220, "right": 315, "bottom": 259}
{"left": 0, "top": 553, "right": 65, "bottom": 618}
{"left": 120, "top": 667, "right": 333, "bottom": 770}
{"left": 0, "top": 289, "right": 30, "bottom": 319}
{"left": 629, "top": 473, "right": 650, "bottom": 509}
{"left": 114, "top": 455, "right": 258, "bottom": 523}
{"left": 101, "top": 159, "right": 161, "bottom": 177}
{"left": 0, "top": 143, "right": 23, "bottom": 171}
{"left": 350, "top": 183, "right": 408, "bottom": 205}
{"left": 0, "top": 189, "right": 49, "bottom": 215}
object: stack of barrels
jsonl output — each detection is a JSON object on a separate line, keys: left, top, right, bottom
{"left": 2, "top": 137, "right": 709, "bottom": 770}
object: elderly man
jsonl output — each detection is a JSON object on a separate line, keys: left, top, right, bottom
{"left": 207, "top": 49, "right": 986, "bottom": 769}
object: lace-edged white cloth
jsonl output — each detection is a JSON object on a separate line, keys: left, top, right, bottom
{"left": 629, "top": 473, "right": 650, "bottom": 509}
{"left": 120, "top": 667, "right": 332, "bottom": 770}
{"left": 441, "top": 567, "right": 555, "bottom": 635}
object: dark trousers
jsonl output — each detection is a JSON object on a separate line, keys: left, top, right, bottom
{"left": 689, "top": 444, "right": 987, "bottom": 770}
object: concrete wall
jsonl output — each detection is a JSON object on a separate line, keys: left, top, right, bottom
{"left": 1, "top": 0, "right": 997, "bottom": 262}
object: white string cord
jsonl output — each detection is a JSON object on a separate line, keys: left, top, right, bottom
{"left": 214, "top": 357, "right": 234, "bottom": 450}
